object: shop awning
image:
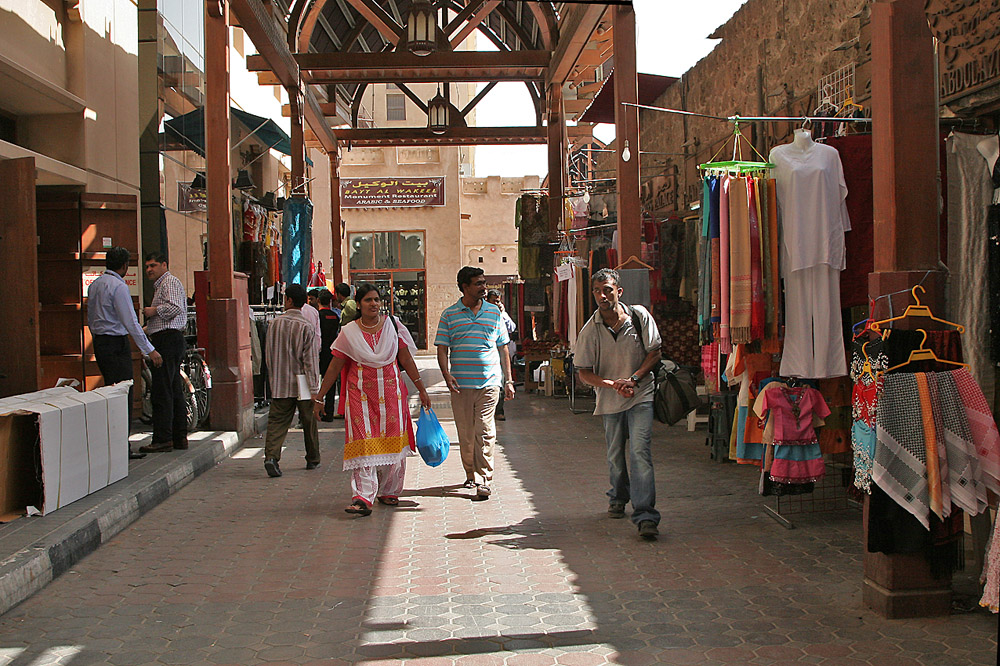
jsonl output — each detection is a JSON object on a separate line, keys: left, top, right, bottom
{"left": 578, "top": 72, "right": 678, "bottom": 125}
{"left": 162, "top": 106, "right": 311, "bottom": 165}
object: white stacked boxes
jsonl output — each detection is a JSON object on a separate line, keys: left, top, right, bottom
{"left": 0, "top": 382, "right": 131, "bottom": 515}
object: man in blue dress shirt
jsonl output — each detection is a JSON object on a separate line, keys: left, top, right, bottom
{"left": 87, "top": 247, "right": 162, "bottom": 459}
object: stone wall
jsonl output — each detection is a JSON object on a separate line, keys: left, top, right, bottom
{"left": 595, "top": 0, "right": 872, "bottom": 214}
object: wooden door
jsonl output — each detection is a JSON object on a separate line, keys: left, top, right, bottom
{"left": 0, "top": 158, "right": 39, "bottom": 397}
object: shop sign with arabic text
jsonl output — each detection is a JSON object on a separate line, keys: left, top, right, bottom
{"left": 927, "top": 0, "right": 1000, "bottom": 103}
{"left": 341, "top": 177, "right": 445, "bottom": 208}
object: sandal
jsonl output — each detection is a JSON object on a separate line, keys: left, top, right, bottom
{"left": 345, "top": 499, "right": 372, "bottom": 516}
{"left": 377, "top": 496, "right": 399, "bottom": 506}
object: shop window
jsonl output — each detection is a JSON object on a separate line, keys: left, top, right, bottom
{"left": 386, "top": 85, "right": 406, "bottom": 121}
{"left": 349, "top": 231, "right": 425, "bottom": 270}
{"left": 478, "top": 257, "right": 483, "bottom": 263}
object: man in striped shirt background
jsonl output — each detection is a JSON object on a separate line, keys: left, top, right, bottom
{"left": 262, "top": 284, "right": 321, "bottom": 478}
{"left": 435, "top": 267, "right": 515, "bottom": 500}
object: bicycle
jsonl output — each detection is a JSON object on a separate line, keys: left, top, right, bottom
{"left": 139, "top": 347, "right": 212, "bottom": 431}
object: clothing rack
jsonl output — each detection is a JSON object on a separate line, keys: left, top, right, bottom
{"left": 621, "top": 102, "right": 874, "bottom": 126}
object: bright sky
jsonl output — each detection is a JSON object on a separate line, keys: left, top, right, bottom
{"left": 474, "top": 0, "right": 749, "bottom": 178}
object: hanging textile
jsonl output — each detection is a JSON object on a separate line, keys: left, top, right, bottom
{"left": 747, "top": 177, "right": 765, "bottom": 341}
{"left": 728, "top": 177, "right": 752, "bottom": 344}
{"left": 618, "top": 268, "right": 651, "bottom": 309}
{"left": 281, "top": 197, "right": 313, "bottom": 286}
{"left": 771, "top": 132, "right": 851, "bottom": 379}
{"left": 718, "top": 177, "right": 732, "bottom": 352}
{"left": 708, "top": 177, "right": 722, "bottom": 330}
{"left": 697, "top": 179, "right": 713, "bottom": 341}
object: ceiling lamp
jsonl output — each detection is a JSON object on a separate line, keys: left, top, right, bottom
{"left": 427, "top": 87, "right": 449, "bottom": 135}
{"left": 405, "top": 0, "right": 437, "bottom": 56}
{"left": 233, "top": 169, "right": 255, "bottom": 191}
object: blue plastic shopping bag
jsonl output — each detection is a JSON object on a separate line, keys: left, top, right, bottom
{"left": 415, "top": 407, "right": 450, "bottom": 467}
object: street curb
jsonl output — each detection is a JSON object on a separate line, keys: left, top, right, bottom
{"left": 0, "top": 411, "right": 267, "bottom": 617}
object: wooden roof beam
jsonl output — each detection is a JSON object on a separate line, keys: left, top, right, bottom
{"left": 450, "top": 0, "right": 501, "bottom": 49}
{"left": 312, "top": 126, "right": 547, "bottom": 146}
{"left": 343, "top": 0, "right": 402, "bottom": 45}
{"left": 230, "top": 0, "right": 337, "bottom": 153}
{"left": 548, "top": 4, "right": 606, "bottom": 86}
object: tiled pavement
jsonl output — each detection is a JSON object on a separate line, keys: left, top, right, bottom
{"left": 0, "top": 358, "right": 997, "bottom": 665}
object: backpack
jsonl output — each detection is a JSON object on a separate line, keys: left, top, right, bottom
{"left": 623, "top": 306, "right": 703, "bottom": 426}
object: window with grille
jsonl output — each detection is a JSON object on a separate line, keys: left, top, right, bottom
{"left": 386, "top": 86, "right": 406, "bottom": 121}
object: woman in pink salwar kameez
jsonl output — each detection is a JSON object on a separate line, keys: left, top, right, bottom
{"left": 313, "top": 283, "right": 430, "bottom": 516}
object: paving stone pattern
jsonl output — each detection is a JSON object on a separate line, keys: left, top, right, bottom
{"left": 0, "top": 385, "right": 996, "bottom": 665}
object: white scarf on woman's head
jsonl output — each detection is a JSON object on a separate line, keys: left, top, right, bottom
{"left": 332, "top": 315, "right": 417, "bottom": 367}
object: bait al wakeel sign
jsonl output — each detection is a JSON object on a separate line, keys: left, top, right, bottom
{"left": 341, "top": 177, "right": 445, "bottom": 208}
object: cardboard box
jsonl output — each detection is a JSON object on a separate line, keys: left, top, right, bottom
{"left": 0, "top": 383, "right": 131, "bottom": 515}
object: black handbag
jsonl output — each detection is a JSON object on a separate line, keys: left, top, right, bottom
{"left": 623, "top": 306, "right": 703, "bottom": 425}
{"left": 652, "top": 359, "right": 702, "bottom": 426}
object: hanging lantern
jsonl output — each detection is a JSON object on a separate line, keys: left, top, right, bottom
{"left": 427, "top": 87, "right": 449, "bottom": 135}
{"left": 233, "top": 169, "right": 255, "bottom": 191}
{"left": 405, "top": 0, "right": 437, "bottom": 56}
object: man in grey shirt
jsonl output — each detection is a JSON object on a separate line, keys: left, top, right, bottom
{"left": 87, "top": 247, "right": 162, "bottom": 458}
{"left": 573, "top": 268, "right": 662, "bottom": 540}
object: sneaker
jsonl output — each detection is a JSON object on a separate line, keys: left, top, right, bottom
{"left": 638, "top": 520, "right": 659, "bottom": 540}
{"left": 495, "top": 413, "right": 506, "bottom": 421}
{"left": 476, "top": 484, "right": 492, "bottom": 499}
{"left": 462, "top": 479, "right": 476, "bottom": 489}
{"left": 608, "top": 503, "right": 626, "bottom": 519}
{"left": 306, "top": 461, "right": 320, "bottom": 470}
{"left": 264, "top": 458, "right": 282, "bottom": 478}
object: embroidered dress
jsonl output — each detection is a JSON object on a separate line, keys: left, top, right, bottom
{"left": 755, "top": 384, "right": 829, "bottom": 483}
{"left": 332, "top": 318, "right": 418, "bottom": 473}
{"left": 850, "top": 340, "right": 886, "bottom": 492}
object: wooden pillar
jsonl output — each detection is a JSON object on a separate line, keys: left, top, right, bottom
{"left": 288, "top": 85, "right": 306, "bottom": 195}
{"left": 864, "top": 0, "right": 950, "bottom": 619}
{"left": 329, "top": 147, "right": 343, "bottom": 282}
{"left": 204, "top": 0, "right": 253, "bottom": 438}
{"left": 547, "top": 83, "right": 566, "bottom": 234}
{"left": 205, "top": 0, "right": 233, "bottom": 300}
{"left": 613, "top": 3, "right": 641, "bottom": 263}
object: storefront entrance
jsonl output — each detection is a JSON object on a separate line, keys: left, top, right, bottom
{"left": 348, "top": 230, "right": 427, "bottom": 348}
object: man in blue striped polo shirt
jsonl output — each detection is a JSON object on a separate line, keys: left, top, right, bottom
{"left": 436, "top": 267, "right": 515, "bottom": 499}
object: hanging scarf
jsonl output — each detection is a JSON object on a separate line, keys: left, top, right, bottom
{"left": 718, "top": 176, "right": 732, "bottom": 353}
{"left": 748, "top": 177, "right": 765, "bottom": 341}
{"left": 916, "top": 373, "right": 945, "bottom": 520}
{"left": 935, "top": 371, "right": 987, "bottom": 516}
{"left": 728, "top": 177, "right": 752, "bottom": 344}
{"left": 709, "top": 176, "right": 722, "bottom": 328}
{"left": 951, "top": 368, "right": 1000, "bottom": 496}
{"left": 698, "top": 179, "right": 712, "bottom": 340}
{"left": 765, "top": 178, "right": 781, "bottom": 348}
{"left": 873, "top": 372, "right": 931, "bottom": 529}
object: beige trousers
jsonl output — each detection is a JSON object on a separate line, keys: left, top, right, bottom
{"left": 450, "top": 386, "right": 500, "bottom": 485}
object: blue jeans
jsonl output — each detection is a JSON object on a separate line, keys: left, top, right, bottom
{"left": 602, "top": 401, "right": 659, "bottom": 525}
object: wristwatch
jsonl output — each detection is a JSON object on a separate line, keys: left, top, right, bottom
{"left": 629, "top": 373, "right": 641, "bottom": 383}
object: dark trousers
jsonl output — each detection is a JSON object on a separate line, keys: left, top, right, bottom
{"left": 319, "top": 352, "right": 338, "bottom": 417}
{"left": 149, "top": 329, "right": 187, "bottom": 444}
{"left": 93, "top": 334, "right": 134, "bottom": 428}
{"left": 264, "top": 398, "right": 320, "bottom": 464}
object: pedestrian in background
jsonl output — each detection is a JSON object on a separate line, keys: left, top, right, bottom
{"left": 335, "top": 282, "right": 358, "bottom": 325}
{"left": 87, "top": 246, "right": 162, "bottom": 459}
{"left": 262, "top": 284, "right": 320, "bottom": 478}
{"left": 317, "top": 288, "right": 340, "bottom": 421}
{"left": 436, "top": 267, "right": 514, "bottom": 499}
{"left": 573, "top": 268, "right": 662, "bottom": 540}
{"left": 139, "top": 254, "right": 189, "bottom": 454}
{"left": 313, "top": 283, "right": 430, "bottom": 515}
{"left": 486, "top": 289, "right": 516, "bottom": 422}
